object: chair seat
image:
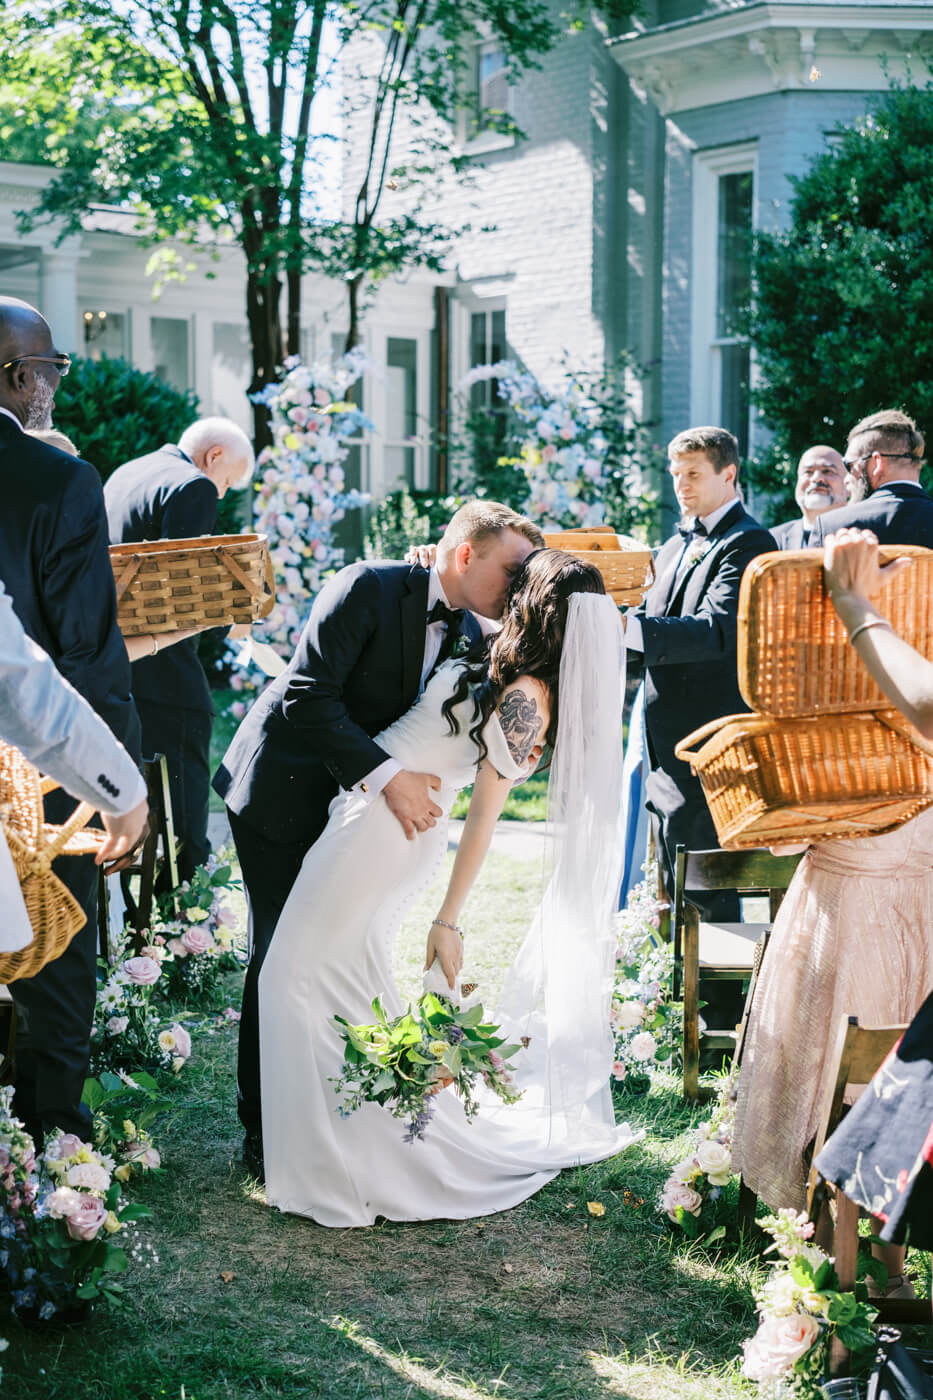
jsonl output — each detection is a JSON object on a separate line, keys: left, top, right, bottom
{"left": 698, "top": 921, "right": 771, "bottom": 972}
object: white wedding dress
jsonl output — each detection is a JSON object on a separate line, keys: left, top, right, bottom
{"left": 259, "top": 635, "right": 639, "bottom": 1227}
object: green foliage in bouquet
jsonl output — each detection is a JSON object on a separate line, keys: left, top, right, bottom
{"left": 152, "top": 856, "right": 242, "bottom": 1009}
{"left": 83, "top": 1072, "right": 174, "bottom": 1186}
{"left": 332, "top": 993, "right": 524, "bottom": 1142}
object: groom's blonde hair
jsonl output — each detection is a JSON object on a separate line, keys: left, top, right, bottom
{"left": 437, "top": 501, "right": 544, "bottom": 560}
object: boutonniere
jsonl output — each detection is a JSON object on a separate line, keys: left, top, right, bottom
{"left": 684, "top": 538, "right": 713, "bottom": 568}
{"left": 449, "top": 633, "right": 473, "bottom": 661}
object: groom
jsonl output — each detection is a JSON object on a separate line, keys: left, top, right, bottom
{"left": 213, "top": 500, "right": 543, "bottom": 1173}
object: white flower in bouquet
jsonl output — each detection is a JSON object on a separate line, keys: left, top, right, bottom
{"left": 629, "top": 1031, "right": 657, "bottom": 1062}
{"left": 695, "top": 1138, "right": 733, "bottom": 1186}
{"left": 105, "top": 1016, "right": 129, "bottom": 1037}
{"left": 615, "top": 1000, "right": 645, "bottom": 1030}
{"left": 659, "top": 1179, "right": 703, "bottom": 1220}
{"left": 741, "top": 1313, "right": 821, "bottom": 1382}
{"left": 64, "top": 1161, "right": 111, "bottom": 1193}
{"left": 670, "top": 1157, "right": 701, "bottom": 1184}
{"left": 760, "top": 1270, "right": 803, "bottom": 1319}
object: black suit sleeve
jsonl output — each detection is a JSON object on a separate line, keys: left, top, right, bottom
{"left": 161, "top": 476, "right": 219, "bottom": 539}
{"left": 279, "top": 566, "right": 394, "bottom": 789}
{"left": 640, "top": 529, "right": 775, "bottom": 668}
{"left": 41, "top": 459, "right": 141, "bottom": 759}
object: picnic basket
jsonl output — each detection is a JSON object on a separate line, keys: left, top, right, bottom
{"left": 110, "top": 533, "right": 275, "bottom": 636}
{"left": 0, "top": 742, "right": 105, "bottom": 983}
{"left": 675, "top": 547, "right": 933, "bottom": 848}
{"left": 543, "top": 526, "right": 654, "bottom": 607}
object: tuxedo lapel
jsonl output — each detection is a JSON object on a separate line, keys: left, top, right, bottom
{"left": 646, "top": 537, "right": 685, "bottom": 617}
{"left": 666, "top": 502, "right": 744, "bottom": 616}
{"left": 399, "top": 567, "right": 429, "bottom": 706}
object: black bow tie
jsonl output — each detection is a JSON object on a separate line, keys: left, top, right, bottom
{"left": 678, "top": 520, "right": 708, "bottom": 540}
{"left": 427, "top": 599, "right": 464, "bottom": 630}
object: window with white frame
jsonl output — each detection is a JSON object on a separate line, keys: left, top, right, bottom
{"left": 82, "top": 308, "right": 127, "bottom": 360}
{"left": 477, "top": 39, "right": 509, "bottom": 129}
{"left": 690, "top": 143, "right": 756, "bottom": 457}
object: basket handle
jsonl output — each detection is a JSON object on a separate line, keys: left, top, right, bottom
{"left": 674, "top": 714, "right": 748, "bottom": 765}
{"left": 216, "top": 547, "right": 255, "bottom": 593}
{"left": 112, "top": 554, "right": 143, "bottom": 602}
{"left": 644, "top": 555, "right": 656, "bottom": 589}
{"left": 44, "top": 801, "right": 98, "bottom": 862}
{"left": 876, "top": 711, "right": 933, "bottom": 760}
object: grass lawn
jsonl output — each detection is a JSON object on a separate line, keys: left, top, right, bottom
{"left": 6, "top": 848, "right": 776, "bottom": 1400}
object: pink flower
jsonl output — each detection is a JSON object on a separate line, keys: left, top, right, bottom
{"left": 611, "top": 1060, "right": 627, "bottom": 1081}
{"left": 231, "top": 701, "right": 247, "bottom": 721}
{"left": 488, "top": 1051, "right": 506, "bottom": 1072}
{"left": 65, "top": 1195, "right": 109, "bottom": 1242}
{"left": 167, "top": 937, "right": 188, "bottom": 959}
{"left": 121, "top": 956, "right": 161, "bottom": 986}
{"left": 122, "top": 1141, "right": 161, "bottom": 1170}
{"left": 659, "top": 1179, "right": 703, "bottom": 1221}
{"left": 170, "top": 1023, "right": 192, "bottom": 1060}
{"left": 223, "top": 1007, "right": 241, "bottom": 1023}
{"left": 180, "top": 926, "right": 212, "bottom": 957}
{"left": 49, "top": 1132, "right": 84, "bottom": 1161}
{"left": 742, "top": 1314, "right": 821, "bottom": 1382}
{"left": 215, "top": 905, "right": 236, "bottom": 928}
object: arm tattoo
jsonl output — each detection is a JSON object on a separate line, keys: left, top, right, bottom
{"left": 498, "top": 690, "right": 540, "bottom": 766}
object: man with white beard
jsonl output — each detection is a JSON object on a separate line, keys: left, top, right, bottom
{"left": 770, "top": 445, "right": 848, "bottom": 550}
{"left": 0, "top": 295, "right": 141, "bottom": 1146}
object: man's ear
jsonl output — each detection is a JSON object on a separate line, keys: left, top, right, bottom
{"left": 454, "top": 540, "right": 472, "bottom": 573}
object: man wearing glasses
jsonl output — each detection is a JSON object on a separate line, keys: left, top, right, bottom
{"left": 809, "top": 409, "right": 933, "bottom": 548}
{"left": 0, "top": 295, "right": 141, "bottom": 1147}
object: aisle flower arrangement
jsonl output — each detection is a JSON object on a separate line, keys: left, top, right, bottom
{"left": 0, "top": 1087, "right": 150, "bottom": 1322}
{"left": 658, "top": 1083, "right": 736, "bottom": 1239}
{"left": 151, "top": 855, "right": 243, "bottom": 1007}
{"left": 226, "top": 352, "right": 371, "bottom": 713}
{"left": 331, "top": 992, "right": 524, "bottom": 1142}
{"left": 611, "top": 864, "right": 681, "bottom": 1092}
{"left": 740, "top": 1209, "right": 877, "bottom": 1397}
{"left": 83, "top": 1072, "right": 173, "bottom": 1185}
{"left": 89, "top": 945, "right": 182, "bottom": 1078}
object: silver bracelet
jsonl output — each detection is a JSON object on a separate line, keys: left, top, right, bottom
{"left": 150, "top": 634, "right": 159, "bottom": 656}
{"left": 847, "top": 618, "right": 893, "bottom": 646}
{"left": 431, "top": 917, "right": 464, "bottom": 938}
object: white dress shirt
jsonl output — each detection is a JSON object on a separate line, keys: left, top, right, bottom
{"left": 352, "top": 568, "right": 459, "bottom": 802}
{"left": 625, "top": 495, "right": 739, "bottom": 652}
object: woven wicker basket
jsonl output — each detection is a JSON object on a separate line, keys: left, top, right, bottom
{"left": 0, "top": 743, "right": 105, "bottom": 983}
{"left": 738, "top": 545, "right": 933, "bottom": 715}
{"left": 110, "top": 533, "right": 275, "bottom": 636}
{"left": 675, "top": 710, "right": 933, "bottom": 850}
{"left": 543, "top": 527, "right": 654, "bottom": 607}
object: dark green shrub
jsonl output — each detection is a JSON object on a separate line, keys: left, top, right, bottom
{"left": 749, "top": 84, "right": 933, "bottom": 507}
{"left": 52, "top": 354, "right": 200, "bottom": 481}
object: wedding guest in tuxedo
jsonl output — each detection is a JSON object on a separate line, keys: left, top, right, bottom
{"left": 625, "top": 426, "right": 775, "bottom": 915}
{"left": 214, "top": 500, "right": 544, "bottom": 1176}
{"left": 809, "top": 408, "right": 933, "bottom": 547}
{"left": 105, "top": 418, "right": 254, "bottom": 882}
{"left": 770, "top": 445, "right": 847, "bottom": 550}
{"left": 0, "top": 295, "right": 141, "bottom": 1144}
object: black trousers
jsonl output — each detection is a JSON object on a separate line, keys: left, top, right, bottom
{"left": 11, "top": 825, "right": 98, "bottom": 1145}
{"left": 136, "top": 698, "right": 212, "bottom": 884}
{"left": 228, "top": 809, "right": 310, "bottom": 1140}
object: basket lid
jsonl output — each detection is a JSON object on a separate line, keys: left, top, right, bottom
{"left": 737, "top": 545, "right": 933, "bottom": 716}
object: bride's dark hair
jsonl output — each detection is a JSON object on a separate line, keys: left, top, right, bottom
{"left": 441, "top": 548, "right": 605, "bottom": 757}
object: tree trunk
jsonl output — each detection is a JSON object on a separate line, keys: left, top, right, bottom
{"left": 245, "top": 265, "right": 284, "bottom": 453}
{"left": 344, "top": 274, "right": 364, "bottom": 353}
{"left": 286, "top": 265, "right": 302, "bottom": 359}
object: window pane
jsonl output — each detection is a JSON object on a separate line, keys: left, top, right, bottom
{"left": 490, "top": 309, "right": 506, "bottom": 365}
{"left": 386, "top": 337, "right": 417, "bottom": 441}
{"left": 82, "top": 309, "right": 126, "bottom": 360}
{"left": 384, "top": 444, "right": 416, "bottom": 489}
{"left": 212, "top": 323, "right": 252, "bottom": 431}
{"left": 478, "top": 44, "right": 509, "bottom": 116}
{"left": 720, "top": 343, "right": 750, "bottom": 458}
{"left": 151, "top": 316, "right": 189, "bottom": 391}
{"left": 716, "top": 171, "right": 753, "bottom": 339}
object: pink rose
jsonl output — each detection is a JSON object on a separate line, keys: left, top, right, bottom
{"left": 742, "top": 1314, "right": 821, "bottom": 1382}
{"left": 123, "top": 1141, "right": 161, "bottom": 1170}
{"left": 167, "top": 937, "right": 188, "bottom": 959}
{"left": 611, "top": 1060, "right": 627, "bottom": 1081}
{"left": 170, "top": 1023, "right": 192, "bottom": 1060}
{"left": 215, "top": 905, "right": 236, "bottom": 928}
{"left": 65, "top": 1195, "right": 109, "bottom": 1242}
{"left": 180, "top": 927, "right": 212, "bottom": 956}
{"left": 122, "top": 956, "right": 161, "bottom": 986}
{"left": 49, "top": 1132, "right": 84, "bottom": 1161}
{"left": 659, "top": 1179, "right": 703, "bottom": 1221}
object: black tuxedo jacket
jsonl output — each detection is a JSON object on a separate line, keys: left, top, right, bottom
{"left": 771, "top": 517, "right": 807, "bottom": 550}
{"left": 104, "top": 445, "right": 219, "bottom": 713}
{"left": 0, "top": 414, "right": 140, "bottom": 761}
{"left": 213, "top": 560, "right": 482, "bottom": 847}
{"left": 632, "top": 500, "right": 775, "bottom": 845}
{"left": 808, "top": 482, "right": 933, "bottom": 548}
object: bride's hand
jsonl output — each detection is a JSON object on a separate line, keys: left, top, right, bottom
{"left": 425, "top": 923, "right": 463, "bottom": 989}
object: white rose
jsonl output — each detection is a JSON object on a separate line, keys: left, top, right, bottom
{"left": 742, "top": 1314, "right": 821, "bottom": 1382}
{"left": 695, "top": 1139, "right": 733, "bottom": 1185}
{"left": 629, "top": 1031, "right": 657, "bottom": 1062}
{"left": 615, "top": 1001, "right": 645, "bottom": 1030}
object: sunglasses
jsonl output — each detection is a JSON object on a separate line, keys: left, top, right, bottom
{"left": 842, "top": 451, "right": 916, "bottom": 470}
{"left": 0, "top": 354, "right": 72, "bottom": 378}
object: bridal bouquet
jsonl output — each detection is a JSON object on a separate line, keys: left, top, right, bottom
{"left": 331, "top": 992, "right": 524, "bottom": 1142}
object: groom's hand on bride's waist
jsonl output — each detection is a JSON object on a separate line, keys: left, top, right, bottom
{"left": 384, "top": 769, "right": 443, "bottom": 840}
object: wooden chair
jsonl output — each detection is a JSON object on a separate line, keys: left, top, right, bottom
{"left": 673, "top": 846, "right": 803, "bottom": 1102}
{"left": 807, "top": 1015, "right": 931, "bottom": 1371}
{"left": 98, "top": 754, "right": 182, "bottom": 960}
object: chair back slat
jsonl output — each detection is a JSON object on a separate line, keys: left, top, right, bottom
{"left": 682, "top": 847, "right": 802, "bottom": 893}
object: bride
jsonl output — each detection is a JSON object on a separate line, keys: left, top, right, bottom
{"left": 258, "top": 548, "right": 640, "bottom": 1226}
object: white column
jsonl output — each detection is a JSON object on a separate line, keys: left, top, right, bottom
{"left": 38, "top": 241, "right": 82, "bottom": 352}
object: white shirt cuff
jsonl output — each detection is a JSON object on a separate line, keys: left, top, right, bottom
{"left": 624, "top": 613, "right": 644, "bottom": 652}
{"left": 352, "top": 757, "right": 401, "bottom": 802}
